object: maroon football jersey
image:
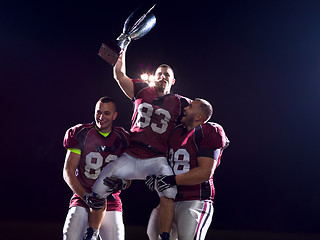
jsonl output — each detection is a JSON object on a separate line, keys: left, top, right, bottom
{"left": 63, "top": 123, "right": 129, "bottom": 211}
{"left": 168, "top": 122, "right": 229, "bottom": 202}
{"left": 126, "top": 79, "right": 190, "bottom": 158}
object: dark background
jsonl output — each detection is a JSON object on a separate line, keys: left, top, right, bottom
{"left": 1, "top": 0, "right": 320, "bottom": 238}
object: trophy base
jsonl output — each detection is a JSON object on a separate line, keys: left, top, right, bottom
{"left": 98, "top": 42, "right": 121, "bottom": 66}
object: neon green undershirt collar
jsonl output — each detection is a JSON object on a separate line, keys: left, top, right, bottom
{"left": 68, "top": 128, "right": 111, "bottom": 155}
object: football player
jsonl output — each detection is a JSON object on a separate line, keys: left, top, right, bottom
{"left": 86, "top": 49, "right": 190, "bottom": 240}
{"left": 62, "top": 96, "right": 130, "bottom": 240}
{"left": 146, "top": 98, "right": 229, "bottom": 240}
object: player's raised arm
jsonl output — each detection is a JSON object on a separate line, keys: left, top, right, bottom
{"left": 113, "top": 49, "right": 134, "bottom": 99}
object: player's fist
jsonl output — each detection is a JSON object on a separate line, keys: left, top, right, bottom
{"left": 156, "top": 175, "right": 176, "bottom": 192}
{"left": 103, "top": 177, "right": 127, "bottom": 191}
{"left": 83, "top": 193, "right": 105, "bottom": 209}
{"left": 145, "top": 175, "right": 156, "bottom": 191}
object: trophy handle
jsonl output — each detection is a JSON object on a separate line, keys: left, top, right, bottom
{"left": 98, "top": 41, "right": 121, "bottom": 66}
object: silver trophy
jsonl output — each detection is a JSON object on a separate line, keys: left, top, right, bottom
{"left": 98, "top": 4, "right": 156, "bottom": 66}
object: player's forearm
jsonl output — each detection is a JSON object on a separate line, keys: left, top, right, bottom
{"left": 113, "top": 51, "right": 134, "bottom": 99}
{"left": 175, "top": 167, "right": 212, "bottom": 186}
{"left": 63, "top": 170, "right": 87, "bottom": 200}
{"left": 113, "top": 50, "right": 126, "bottom": 81}
{"left": 175, "top": 157, "right": 217, "bottom": 185}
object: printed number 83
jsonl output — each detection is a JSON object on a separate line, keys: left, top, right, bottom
{"left": 136, "top": 102, "right": 171, "bottom": 134}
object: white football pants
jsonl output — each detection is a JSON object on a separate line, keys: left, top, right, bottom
{"left": 147, "top": 200, "right": 213, "bottom": 240}
{"left": 92, "top": 152, "right": 177, "bottom": 199}
{"left": 63, "top": 206, "right": 124, "bottom": 240}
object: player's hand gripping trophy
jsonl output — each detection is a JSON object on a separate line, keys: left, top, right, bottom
{"left": 98, "top": 4, "right": 156, "bottom": 66}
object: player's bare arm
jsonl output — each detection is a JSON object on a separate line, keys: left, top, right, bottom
{"left": 150, "top": 157, "right": 218, "bottom": 192}
{"left": 113, "top": 49, "right": 134, "bottom": 99}
{"left": 175, "top": 157, "right": 217, "bottom": 185}
{"left": 63, "top": 150, "right": 87, "bottom": 200}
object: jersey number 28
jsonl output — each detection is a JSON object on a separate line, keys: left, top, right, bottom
{"left": 168, "top": 148, "right": 190, "bottom": 175}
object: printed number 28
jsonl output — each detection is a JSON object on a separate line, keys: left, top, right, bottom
{"left": 168, "top": 148, "right": 190, "bottom": 175}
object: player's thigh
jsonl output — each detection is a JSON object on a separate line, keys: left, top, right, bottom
{"left": 63, "top": 206, "right": 88, "bottom": 240}
{"left": 99, "top": 211, "right": 125, "bottom": 240}
{"left": 146, "top": 157, "right": 177, "bottom": 199}
{"left": 175, "top": 201, "right": 213, "bottom": 240}
{"left": 145, "top": 157, "right": 174, "bottom": 176}
{"left": 111, "top": 153, "right": 138, "bottom": 179}
{"left": 92, "top": 153, "right": 135, "bottom": 197}
{"left": 100, "top": 153, "right": 135, "bottom": 179}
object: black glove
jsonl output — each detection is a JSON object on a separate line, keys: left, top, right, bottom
{"left": 156, "top": 175, "right": 177, "bottom": 192}
{"left": 83, "top": 193, "right": 105, "bottom": 210}
{"left": 103, "top": 177, "right": 127, "bottom": 191}
{"left": 145, "top": 175, "right": 156, "bottom": 191}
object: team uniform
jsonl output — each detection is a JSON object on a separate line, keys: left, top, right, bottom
{"left": 147, "top": 122, "right": 229, "bottom": 240}
{"left": 62, "top": 123, "right": 129, "bottom": 240}
{"left": 92, "top": 79, "right": 190, "bottom": 199}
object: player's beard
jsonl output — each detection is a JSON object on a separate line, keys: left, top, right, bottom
{"left": 154, "top": 80, "right": 168, "bottom": 95}
{"left": 181, "top": 113, "right": 195, "bottom": 130}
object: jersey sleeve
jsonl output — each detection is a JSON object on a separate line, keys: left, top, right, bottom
{"left": 120, "top": 127, "right": 130, "bottom": 143}
{"left": 63, "top": 124, "right": 83, "bottom": 150}
{"left": 197, "top": 123, "right": 228, "bottom": 159}
{"left": 114, "top": 126, "right": 130, "bottom": 152}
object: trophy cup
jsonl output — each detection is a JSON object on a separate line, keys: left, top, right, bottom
{"left": 98, "top": 4, "right": 156, "bottom": 66}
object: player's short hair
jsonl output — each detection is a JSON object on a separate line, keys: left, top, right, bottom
{"left": 97, "top": 96, "right": 117, "bottom": 111}
{"left": 195, "top": 98, "right": 213, "bottom": 123}
{"left": 156, "top": 64, "right": 174, "bottom": 77}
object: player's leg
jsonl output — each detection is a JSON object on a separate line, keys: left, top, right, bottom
{"left": 147, "top": 206, "right": 160, "bottom": 240}
{"left": 145, "top": 156, "right": 178, "bottom": 199}
{"left": 86, "top": 205, "right": 106, "bottom": 238}
{"left": 145, "top": 157, "right": 177, "bottom": 240}
{"left": 86, "top": 153, "right": 136, "bottom": 239}
{"left": 63, "top": 206, "right": 88, "bottom": 240}
{"left": 147, "top": 197, "right": 174, "bottom": 240}
{"left": 99, "top": 211, "right": 125, "bottom": 240}
{"left": 147, "top": 205, "right": 178, "bottom": 240}
{"left": 158, "top": 196, "right": 174, "bottom": 239}
{"left": 175, "top": 200, "right": 213, "bottom": 240}
{"left": 92, "top": 153, "right": 136, "bottom": 198}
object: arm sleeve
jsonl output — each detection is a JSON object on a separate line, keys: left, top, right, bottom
{"left": 63, "top": 124, "right": 82, "bottom": 150}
